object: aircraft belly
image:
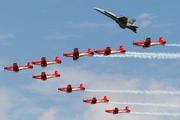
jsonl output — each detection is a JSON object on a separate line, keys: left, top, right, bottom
{"left": 117, "top": 23, "right": 126, "bottom": 29}
{"left": 79, "top": 53, "right": 88, "bottom": 56}
{"left": 150, "top": 43, "right": 162, "bottom": 46}
{"left": 97, "top": 101, "right": 107, "bottom": 103}
{"left": 46, "top": 76, "right": 51, "bottom": 79}
{"left": 19, "top": 67, "right": 28, "bottom": 70}
{"left": 118, "top": 111, "right": 126, "bottom": 113}
{"left": 72, "top": 88, "right": 80, "bottom": 91}
{"left": 47, "top": 62, "right": 56, "bottom": 64}
{"left": 111, "top": 51, "right": 120, "bottom": 54}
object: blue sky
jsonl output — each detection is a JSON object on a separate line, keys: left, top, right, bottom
{"left": 0, "top": 0, "right": 180, "bottom": 120}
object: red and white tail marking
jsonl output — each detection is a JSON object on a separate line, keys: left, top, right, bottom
{"left": 88, "top": 48, "right": 92, "bottom": 53}
{"left": 80, "top": 84, "right": 84, "bottom": 88}
{"left": 55, "top": 56, "right": 59, "bottom": 61}
{"left": 27, "top": 62, "right": 31, "bottom": 66}
{"left": 55, "top": 71, "right": 58, "bottom": 75}
{"left": 104, "top": 96, "right": 107, "bottom": 100}
{"left": 159, "top": 37, "right": 163, "bottom": 42}
{"left": 119, "top": 45, "right": 124, "bottom": 50}
{"left": 125, "top": 106, "right": 129, "bottom": 110}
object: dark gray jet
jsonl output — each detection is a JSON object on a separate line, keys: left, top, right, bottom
{"left": 94, "top": 7, "right": 138, "bottom": 33}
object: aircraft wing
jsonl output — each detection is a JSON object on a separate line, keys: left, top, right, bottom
{"left": 143, "top": 37, "right": 151, "bottom": 49}
{"left": 104, "top": 47, "right": 111, "bottom": 55}
{"left": 73, "top": 48, "right": 79, "bottom": 60}
{"left": 145, "top": 37, "right": 151, "bottom": 43}
{"left": 118, "top": 16, "right": 128, "bottom": 23}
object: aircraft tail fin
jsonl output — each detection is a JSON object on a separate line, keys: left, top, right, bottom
{"left": 88, "top": 48, "right": 92, "bottom": 53}
{"left": 119, "top": 45, "right": 126, "bottom": 52}
{"left": 128, "top": 18, "right": 136, "bottom": 25}
{"left": 159, "top": 37, "right": 163, "bottom": 42}
{"left": 87, "top": 48, "right": 94, "bottom": 55}
{"left": 80, "top": 84, "right": 84, "bottom": 88}
{"left": 119, "top": 45, "right": 124, "bottom": 50}
{"left": 27, "top": 62, "right": 31, "bottom": 66}
{"left": 55, "top": 71, "right": 58, "bottom": 75}
{"left": 104, "top": 96, "right": 107, "bottom": 100}
{"left": 27, "top": 62, "right": 33, "bottom": 68}
{"left": 125, "top": 106, "right": 129, "bottom": 110}
{"left": 55, "top": 56, "right": 59, "bottom": 61}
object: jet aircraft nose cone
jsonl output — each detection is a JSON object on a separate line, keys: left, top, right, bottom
{"left": 94, "top": 7, "right": 99, "bottom": 10}
{"left": 94, "top": 7, "right": 104, "bottom": 13}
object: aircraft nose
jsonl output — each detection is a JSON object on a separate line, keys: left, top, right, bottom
{"left": 94, "top": 7, "right": 104, "bottom": 13}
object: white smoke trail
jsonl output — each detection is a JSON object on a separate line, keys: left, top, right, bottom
{"left": 85, "top": 89, "right": 180, "bottom": 95}
{"left": 93, "top": 52, "right": 180, "bottom": 59}
{"left": 109, "top": 102, "right": 180, "bottom": 108}
{"left": 165, "top": 44, "right": 180, "bottom": 47}
{"left": 131, "top": 112, "right": 180, "bottom": 116}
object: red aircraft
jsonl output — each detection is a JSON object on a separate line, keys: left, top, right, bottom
{"left": 32, "top": 71, "right": 60, "bottom": 81}
{"left": 58, "top": 84, "right": 85, "bottom": 93}
{"left": 32, "top": 57, "right": 61, "bottom": 68}
{"left": 105, "top": 106, "right": 130, "bottom": 114}
{"left": 94, "top": 45, "right": 126, "bottom": 55}
{"left": 83, "top": 96, "right": 109, "bottom": 104}
{"left": 4, "top": 62, "right": 33, "bottom": 72}
{"left": 63, "top": 48, "right": 94, "bottom": 60}
{"left": 133, "top": 37, "right": 166, "bottom": 49}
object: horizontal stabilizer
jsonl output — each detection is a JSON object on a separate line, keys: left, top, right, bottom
{"left": 132, "top": 26, "right": 138, "bottom": 28}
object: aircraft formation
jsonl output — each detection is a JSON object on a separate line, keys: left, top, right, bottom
{"left": 63, "top": 36, "right": 166, "bottom": 60}
{"left": 4, "top": 57, "right": 62, "bottom": 81}
{"left": 4, "top": 7, "right": 174, "bottom": 116}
